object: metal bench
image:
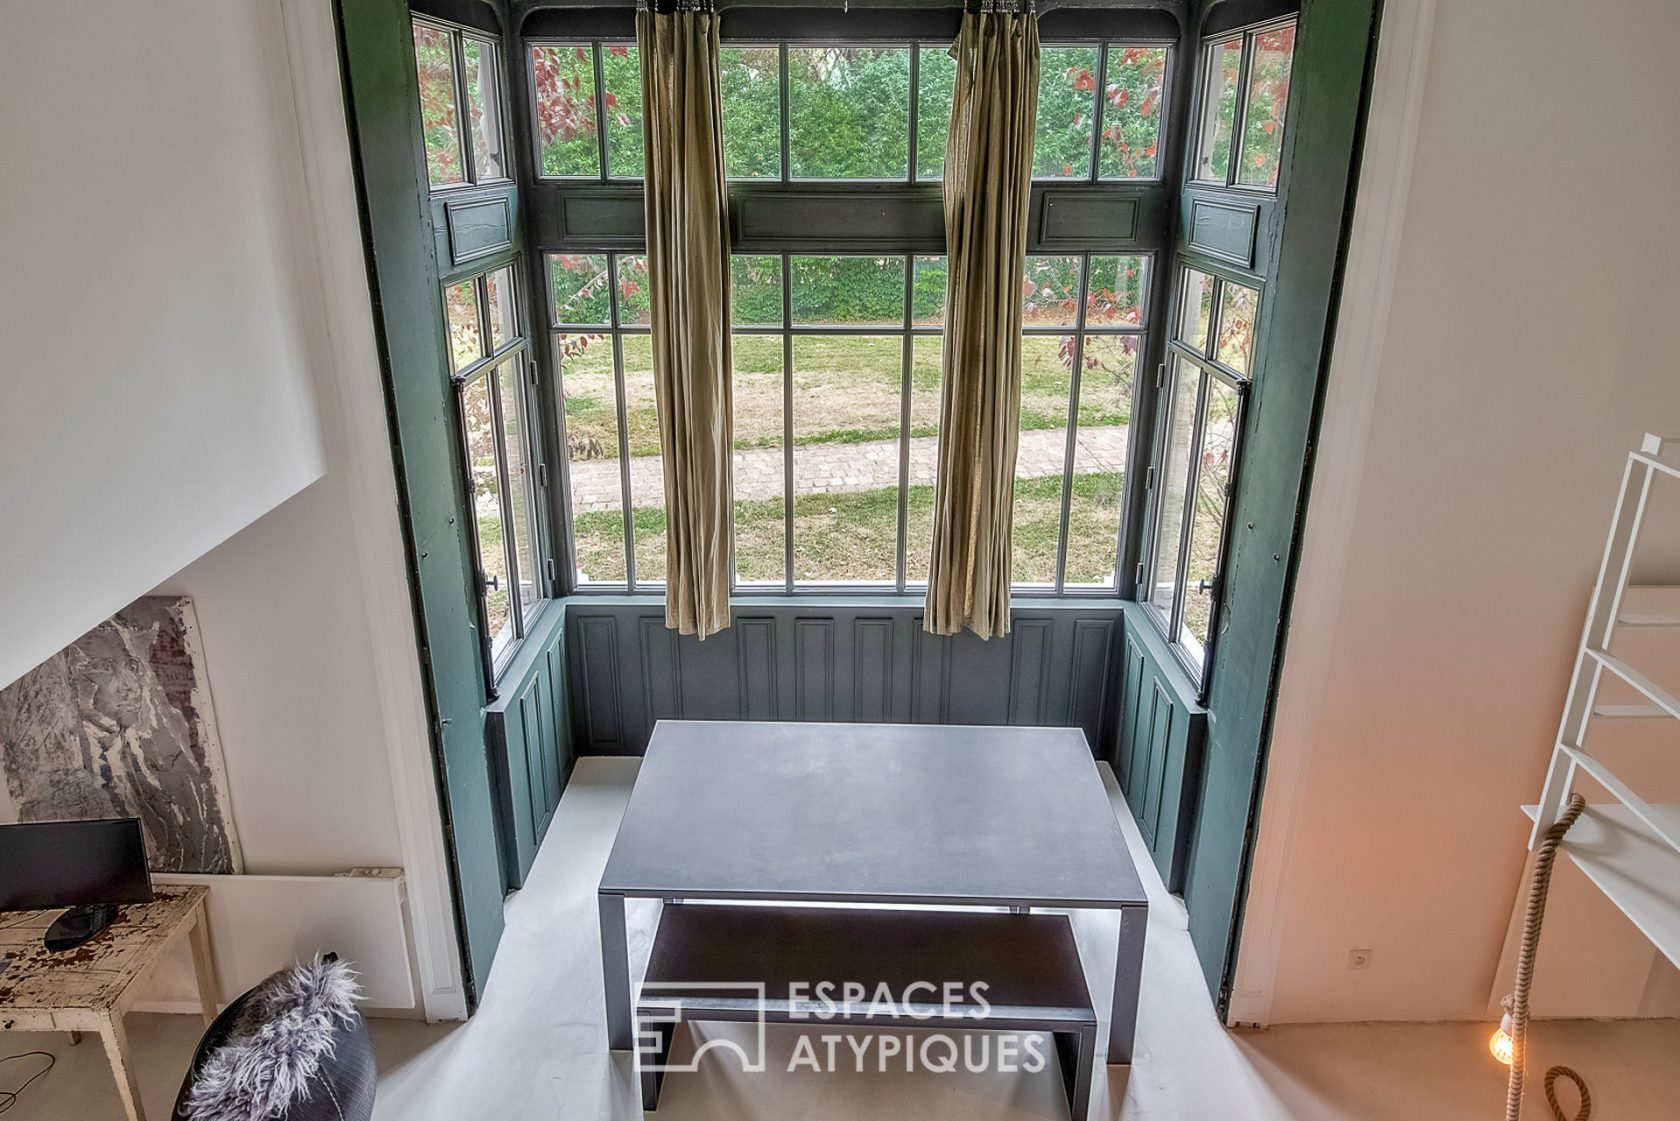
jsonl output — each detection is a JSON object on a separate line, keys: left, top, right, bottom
{"left": 634, "top": 904, "right": 1097, "bottom": 1119}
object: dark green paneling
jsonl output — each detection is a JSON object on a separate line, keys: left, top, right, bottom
{"left": 562, "top": 600, "right": 1125, "bottom": 758}
{"left": 1177, "top": 0, "right": 1380, "bottom": 1006}
{"left": 733, "top": 186, "right": 947, "bottom": 254}
{"left": 1185, "top": 195, "right": 1262, "bottom": 270}
{"left": 434, "top": 186, "right": 520, "bottom": 272}
{"left": 485, "top": 605, "right": 574, "bottom": 887}
{"left": 337, "top": 0, "right": 508, "bottom": 1005}
{"left": 1037, "top": 191, "right": 1140, "bottom": 247}
{"left": 1114, "top": 605, "right": 1205, "bottom": 891}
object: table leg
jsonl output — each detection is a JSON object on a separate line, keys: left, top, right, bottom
{"left": 98, "top": 1012, "right": 146, "bottom": 1121}
{"left": 600, "top": 890, "right": 631, "bottom": 1050}
{"left": 1107, "top": 902, "right": 1148, "bottom": 1064}
{"left": 188, "top": 903, "right": 220, "bottom": 1027}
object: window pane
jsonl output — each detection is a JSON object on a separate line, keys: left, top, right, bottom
{"left": 1194, "top": 37, "right": 1242, "bottom": 182}
{"left": 615, "top": 255, "right": 652, "bottom": 327}
{"left": 445, "top": 280, "right": 482, "bottom": 371}
{"left": 1022, "top": 256, "right": 1081, "bottom": 328}
{"left": 1177, "top": 269, "right": 1214, "bottom": 352}
{"left": 485, "top": 266, "right": 517, "bottom": 351}
{"left": 620, "top": 336, "right": 665, "bottom": 584}
{"left": 1098, "top": 46, "right": 1167, "bottom": 179}
{"left": 791, "top": 336, "right": 901, "bottom": 582}
{"left": 1086, "top": 255, "right": 1149, "bottom": 327}
{"left": 461, "top": 37, "right": 506, "bottom": 180}
{"left": 495, "top": 359, "right": 541, "bottom": 622}
{"left": 1183, "top": 379, "right": 1239, "bottom": 655}
{"left": 788, "top": 47, "right": 910, "bottom": 180}
{"left": 732, "top": 255, "right": 784, "bottom": 327}
{"left": 532, "top": 44, "right": 600, "bottom": 177}
{"left": 904, "top": 335, "right": 943, "bottom": 585}
{"left": 413, "top": 23, "right": 465, "bottom": 187}
{"left": 732, "top": 334, "right": 786, "bottom": 584}
{"left": 790, "top": 256, "right": 906, "bottom": 326}
{"left": 911, "top": 256, "right": 947, "bottom": 325}
{"left": 462, "top": 373, "right": 513, "bottom": 657}
{"left": 1014, "top": 335, "right": 1072, "bottom": 586}
{"left": 600, "top": 44, "right": 643, "bottom": 177}
{"left": 1066, "top": 335, "right": 1136, "bottom": 586}
{"left": 1216, "top": 281, "right": 1257, "bottom": 375}
{"left": 557, "top": 332, "right": 626, "bottom": 584}
{"left": 1237, "top": 22, "right": 1295, "bottom": 188}
{"left": 1149, "top": 358, "right": 1198, "bottom": 617}
{"left": 549, "top": 253, "right": 611, "bottom": 326}
{"left": 721, "top": 47, "right": 781, "bottom": 179}
{"left": 916, "top": 43, "right": 955, "bottom": 181}
{"left": 1034, "top": 47, "right": 1098, "bottom": 179}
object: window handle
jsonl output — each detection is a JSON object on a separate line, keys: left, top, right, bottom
{"left": 1195, "top": 578, "right": 1214, "bottom": 594}
{"left": 482, "top": 573, "right": 500, "bottom": 592}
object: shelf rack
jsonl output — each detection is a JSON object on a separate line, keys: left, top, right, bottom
{"left": 1527, "top": 433, "right": 1680, "bottom": 968}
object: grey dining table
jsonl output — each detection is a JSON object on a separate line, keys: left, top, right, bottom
{"left": 598, "top": 719, "right": 1149, "bottom": 1063}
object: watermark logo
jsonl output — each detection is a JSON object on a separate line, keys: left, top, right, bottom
{"left": 635, "top": 980, "right": 1050, "bottom": 1075}
{"left": 635, "top": 981, "right": 768, "bottom": 1074}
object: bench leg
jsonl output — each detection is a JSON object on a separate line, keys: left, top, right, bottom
{"left": 1052, "top": 1027, "right": 1096, "bottom": 1121}
{"left": 1108, "top": 902, "right": 1148, "bottom": 1064}
{"left": 600, "top": 891, "right": 632, "bottom": 1050}
{"left": 638, "top": 1018, "right": 674, "bottom": 1110}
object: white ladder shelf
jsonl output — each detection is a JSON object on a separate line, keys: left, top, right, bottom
{"left": 1526, "top": 433, "right": 1680, "bottom": 967}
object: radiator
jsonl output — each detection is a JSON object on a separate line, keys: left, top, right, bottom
{"left": 134, "top": 869, "right": 418, "bottom": 1014}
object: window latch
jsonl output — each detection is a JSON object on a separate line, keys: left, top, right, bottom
{"left": 537, "top": 462, "right": 549, "bottom": 488}
{"left": 482, "top": 573, "right": 500, "bottom": 592}
{"left": 1145, "top": 466, "right": 1156, "bottom": 490}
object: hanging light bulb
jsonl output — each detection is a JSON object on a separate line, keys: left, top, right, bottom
{"left": 1489, "top": 1010, "right": 1515, "bottom": 1066}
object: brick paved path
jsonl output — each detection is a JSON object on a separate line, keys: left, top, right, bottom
{"left": 569, "top": 425, "right": 1128, "bottom": 513}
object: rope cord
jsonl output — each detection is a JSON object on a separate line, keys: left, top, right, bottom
{"left": 1504, "top": 792, "right": 1590, "bottom": 1121}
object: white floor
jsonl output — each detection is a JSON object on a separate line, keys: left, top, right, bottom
{"left": 8, "top": 756, "right": 1679, "bottom": 1120}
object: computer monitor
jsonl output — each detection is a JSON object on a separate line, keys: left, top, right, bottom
{"left": 0, "top": 817, "right": 154, "bottom": 913}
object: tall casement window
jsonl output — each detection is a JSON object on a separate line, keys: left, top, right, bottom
{"left": 448, "top": 268, "right": 545, "bottom": 669}
{"left": 1144, "top": 269, "right": 1253, "bottom": 675}
{"left": 532, "top": 37, "right": 1170, "bottom": 593}
{"left": 415, "top": 18, "right": 549, "bottom": 677}
{"left": 414, "top": 18, "right": 510, "bottom": 187}
{"left": 1143, "top": 13, "right": 1297, "bottom": 682}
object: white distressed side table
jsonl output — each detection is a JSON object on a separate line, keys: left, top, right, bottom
{"left": 0, "top": 885, "right": 217, "bottom": 1121}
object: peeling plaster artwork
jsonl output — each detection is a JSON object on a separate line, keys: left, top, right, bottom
{"left": 0, "top": 596, "right": 242, "bottom": 874}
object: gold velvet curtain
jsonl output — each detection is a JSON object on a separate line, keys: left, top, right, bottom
{"left": 637, "top": 1, "right": 733, "bottom": 638}
{"left": 924, "top": 8, "right": 1040, "bottom": 638}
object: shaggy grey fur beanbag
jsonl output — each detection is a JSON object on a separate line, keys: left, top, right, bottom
{"left": 184, "top": 957, "right": 364, "bottom": 1121}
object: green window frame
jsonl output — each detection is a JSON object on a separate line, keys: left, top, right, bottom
{"left": 449, "top": 264, "right": 549, "bottom": 676}
{"left": 1141, "top": 264, "right": 1256, "bottom": 680}
{"left": 530, "top": 34, "right": 1172, "bottom": 595}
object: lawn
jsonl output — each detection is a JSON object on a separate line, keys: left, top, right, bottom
{"left": 558, "top": 332, "right": 1136, "bottom": 463}
{"left": 572, "top": 470, "right": 1124, "bottom": 588}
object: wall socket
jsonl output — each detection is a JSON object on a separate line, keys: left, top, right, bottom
{"left": 1347, "top": 948, "right": 1373, "bottom": 970}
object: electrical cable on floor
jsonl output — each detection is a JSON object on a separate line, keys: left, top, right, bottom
{"left": 1502, "top": 792, "right": 1590, "bottom": 1121}
{"left": 0, "top": 1051, "right": 55, "bottom": 1115}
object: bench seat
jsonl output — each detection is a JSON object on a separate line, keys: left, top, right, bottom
{"left": 634, "top": 904, "right": 1096, "bottom": 1118}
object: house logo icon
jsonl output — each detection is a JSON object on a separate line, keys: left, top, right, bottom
{"left": 634, "top": 982, "right": 769, "bottom": 1074}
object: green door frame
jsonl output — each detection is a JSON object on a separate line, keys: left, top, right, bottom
{"left": 336, "top": 0, "right": 511, "bottom": 1006}
{"left": 1172, "top": 0, "right": 1382, "bottom": 1009}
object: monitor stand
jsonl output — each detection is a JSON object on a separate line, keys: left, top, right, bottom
{"left": 44, "top": 903, "right": 119, "bottom": 952}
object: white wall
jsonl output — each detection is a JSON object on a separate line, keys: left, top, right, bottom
{"left": 0, "top": 0, "right": 326, "bottom": 689}
{"left": 149, "top": 477, "right": 405, "bottom": 876}
{"left": 1235, "top": 0, "right": 1680, "bottom": 1023}
{"left": 0, "top": 0, "right": 467, "bottom": 1019}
